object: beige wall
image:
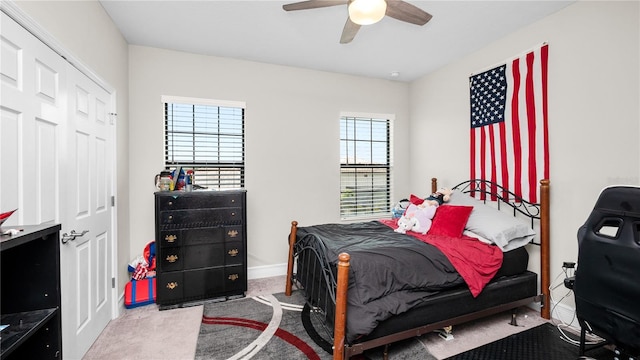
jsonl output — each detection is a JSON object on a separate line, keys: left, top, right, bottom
{"left": 409, "top": 0, "right": 639, "bottom": 314}
{"left": 13, "top": 0, "right": 131, "bottom": 291}
{"left": 128, "top": 46, "right": 411, "bottom": 271}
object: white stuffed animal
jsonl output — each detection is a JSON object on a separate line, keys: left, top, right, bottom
{"left": 395, "top": 216, "right": 416, "bottom": 234}
{"left": 394, "top": 203, "right": 437, "bottom": 235}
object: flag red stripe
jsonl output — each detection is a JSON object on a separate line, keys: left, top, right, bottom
{"left": 470, "top": 128, "right": 476, "bottom": 196}
{"left": 480, "top": 126, "right": 487, "bottom": 200}
{"left": 498, "top": 121, "right": 509, "bottom": 200}
{"left": 525, "top": 51, "right": 537, "bottom": 202}
{"left": 541, "top": 44, "right": 550, "bottom": 180}
{"left": 510, "top": 58, "right": 523, "bottom": 199}
{"left": 488, "top": 124, "right": 497, "bottom": 200}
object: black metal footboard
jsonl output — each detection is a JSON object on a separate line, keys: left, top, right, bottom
{"left": 289, "top": 230, "right": 339, "bottom": 346}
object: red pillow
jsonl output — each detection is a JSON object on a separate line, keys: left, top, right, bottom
{"left": 409, "top": 194, "right": 425, "bottom": 205}
{"left": 428, "top": 205, "right": 473, "bottom": 238}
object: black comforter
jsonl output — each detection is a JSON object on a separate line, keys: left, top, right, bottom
{"left": 296, "top": 221, "right": 465, "bottom": 341}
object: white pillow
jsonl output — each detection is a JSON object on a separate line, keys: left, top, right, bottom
{"left": 448, "top": 190, "right": 536, "bottom": 251}
{"left": 462, "top": 230, "right": 492, "bottom": 245}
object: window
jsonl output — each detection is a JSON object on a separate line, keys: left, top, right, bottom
{"left": 163, "top": 96, "right": 245, "bottom": 189}
{"left": 340, "top": 114, "right": 391, "bottom": 218}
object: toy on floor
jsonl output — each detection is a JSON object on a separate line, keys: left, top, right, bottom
{"left": 124, "top": 277, "right": 156, "bottom": 309}
{"left": 128, "top": 241, "right": 156, "bottom": 280}
{"left": 125, "top": 241, "right": 157, "bottom": 308}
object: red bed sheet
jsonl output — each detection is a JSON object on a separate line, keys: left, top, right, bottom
{"left": 379, "top": 218, "right": 503, "bottom": 297}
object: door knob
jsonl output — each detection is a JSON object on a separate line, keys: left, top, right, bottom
{"left": 61, "top": 230, "right": 89, "bottom": 244}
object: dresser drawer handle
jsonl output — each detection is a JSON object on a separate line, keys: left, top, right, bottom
{"left": 165, "top": 234, "right": 177, "bottom": 243}
{"left": 228, "top": 249, "right": 239, "bottom": 257}
{"left": 166, "top": 282, "right": 179, "bottom": 290}
{"left": 231, "top": 199, "right": 235, "bottom": 204}
{"left": 168, "top": 201, "right": 173, "bottom": 206}
{"left": 227, "top": 230, "right": 239, "bottom": 238}
{"left": 166, "top": 254, "right": 179, "bottom": 263}
{"left": 228, "top": 274, "right": 239, "bottom": 281}
{"left": 231, "top": 212, "right": 236, "bottom": 217}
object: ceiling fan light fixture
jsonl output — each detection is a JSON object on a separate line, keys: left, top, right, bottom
{"left": 348, "top": 0, "right": 387, "bottom": 25}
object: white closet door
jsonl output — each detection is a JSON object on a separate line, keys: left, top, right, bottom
{"left": 61, "top": 63, "right": 114, "bottom": 359}
{"left": 1, "top": 11, "right": 115, "bottom": 359}
{"left": 1, "top": 12, "right": 64, "bottom": 226}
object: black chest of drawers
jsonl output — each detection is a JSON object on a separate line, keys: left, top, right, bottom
{"left": 154, "top": 190, "right": 247, "bottom": 308}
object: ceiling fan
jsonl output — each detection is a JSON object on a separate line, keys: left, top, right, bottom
{"left": 282, "top": 0, "right": 433, "bottom": 44}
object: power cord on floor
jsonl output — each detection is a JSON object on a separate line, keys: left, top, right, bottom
{"left": 548, "top": 263, "right": 605, "bottom": 347}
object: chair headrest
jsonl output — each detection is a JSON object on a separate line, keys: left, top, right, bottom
{"left": 593, "top": 185, "right": 640, "bottom": 217}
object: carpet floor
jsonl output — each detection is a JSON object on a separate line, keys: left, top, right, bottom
{"left": 195, "top": 291, "right": 436, "bottom": 360}
{"left": 445, "top": 322, "right": 615, "bottom": 360}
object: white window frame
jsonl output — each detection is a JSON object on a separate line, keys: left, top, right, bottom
{"left": 161, "top": 95, "right": 246, "bottom": 189}
{"left": 339, "top": 111, "right": 394, "bottom": 220}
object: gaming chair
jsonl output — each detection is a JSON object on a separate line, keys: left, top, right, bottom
{"left": 574, "top": 185, "right": 640, "bottom": 357}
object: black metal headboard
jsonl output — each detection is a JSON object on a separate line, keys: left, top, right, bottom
{"left": 452, "top": 179, "right": 542, "bottom": 246}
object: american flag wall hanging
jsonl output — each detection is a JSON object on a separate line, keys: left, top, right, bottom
{"left": 469, "top": 43, "right": 549, "bottom": 203}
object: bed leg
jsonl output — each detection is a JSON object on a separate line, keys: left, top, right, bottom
{"left": 333, "top": 253, "right": 350, "bottom": 360}
{"left": 285, "top": 221, "right": 298, "bottom": 297}
{"left": 436, "top": 326, "right": 454, "bottom": 341}
{"left": 383, "top": 344, "right": 390, "bottom": 360}
{"left": 509, "top": 311, "right": 519, "bottom": 326}
{"left": 431, "top": 177, "right": 438, "bottom": 193}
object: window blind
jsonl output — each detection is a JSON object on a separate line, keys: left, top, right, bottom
{"left": 340, "top": 116, "right": 390, "bottom": 217}
{"left": 164, "top": 100, "right": 245, "bottom": 189}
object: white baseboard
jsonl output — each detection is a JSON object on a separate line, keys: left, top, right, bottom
{"left": 550, "top": 299, "right": 579, "bottom": 329}
{"left": 526, "top": 301, "right": 541, "bottom": 313}
{"left": 525, "top": 297, "right": 579, "bottom": 331}
{"left": 247, "top": 262, "right": 288, "bottom": 280}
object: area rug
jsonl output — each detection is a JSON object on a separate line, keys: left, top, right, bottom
{"left": 195, "top": 291, "right": 436, "bottom": 360}
{"left": 445, "top": 322, "right": 614, "bottom": 360}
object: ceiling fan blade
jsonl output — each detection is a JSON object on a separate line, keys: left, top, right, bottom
{"left": 340, "top": 17, "right": 361, "bottom": 44}
{"left": 283, "top": 0, "right": 346, "bottom": 11}
{"left": 385, "top": 0, "right": 433, "bottom": 26}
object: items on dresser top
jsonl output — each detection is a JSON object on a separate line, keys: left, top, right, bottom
{"left": 154, "top": 190, "right": 247, "bottom": 309}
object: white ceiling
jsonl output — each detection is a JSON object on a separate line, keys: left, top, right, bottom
{"left": 99, "top": 0, "right": 574, "bottom": 82}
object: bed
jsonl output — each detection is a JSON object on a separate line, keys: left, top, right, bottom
{"left": 285, "top": 178, "right": 551, "bottom": 360}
